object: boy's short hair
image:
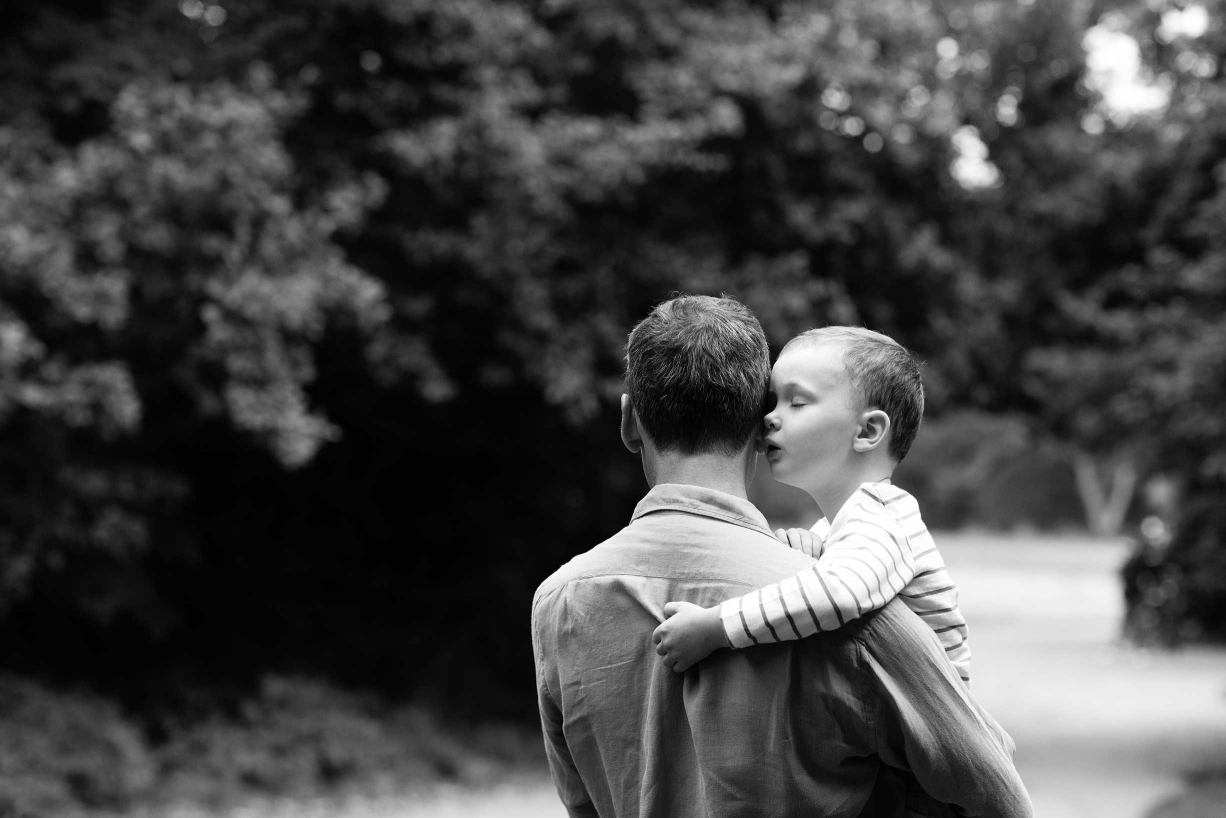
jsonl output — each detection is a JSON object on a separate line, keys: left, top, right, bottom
{"left": 782, "top": 326, "right": 925, "bottom": 462}
{"left": 626, "top": 294, "right": 770, "bottom": 456}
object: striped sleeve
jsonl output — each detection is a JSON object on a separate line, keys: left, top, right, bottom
{"left": 718, "top": 505, "right": 918, "bottom": 649}
{"left": 875, "top": 483, "right": 973, "bottom": 683}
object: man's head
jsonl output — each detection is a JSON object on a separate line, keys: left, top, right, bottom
{"left": 624, "top": 294, "right": 770, "bottom": 457}
{"left": 779, "top": 326, "right": 924, "bottom": 462}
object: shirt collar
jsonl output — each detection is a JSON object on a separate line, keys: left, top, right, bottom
{"left": 631, "top": 483, "right": 775, "bottom": 536}
{"left": 824, "top": 478, "right": 893, "bottom": 529}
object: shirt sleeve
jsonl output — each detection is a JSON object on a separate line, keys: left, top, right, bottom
{"left": 862, "top": 604, "right": 1033, "bottom": 818}
{"left": 532, "top": 598, "right": 600, "bottom": 818}
{"left": 718, "top": 519, "right": 918, "bottom": 650}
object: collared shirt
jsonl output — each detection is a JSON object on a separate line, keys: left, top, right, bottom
{"left": 532, "top": 483, "right": 1031, "bottom": 818}
{"left": 718, "top": 481, "right": 972, "bottom": 683}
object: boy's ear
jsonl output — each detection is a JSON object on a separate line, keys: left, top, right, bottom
{"left": 620, "top": 394, "right": 643, "bottom": 454}
{"left": 853, "top": 409, "right": 891, "bottom": 454}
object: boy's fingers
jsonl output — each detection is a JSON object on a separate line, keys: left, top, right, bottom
{"left": 774, "top": 528, "right": 788, "bottom": 543}
{"left": 651, "top": 626, "right": 663, "bottom": 645}
{"left": 782, "top": 528, "right": 814, "bottom": 553}
{"left": 655, "top": 641, "right": 668, "bottom": 657}
{"left": 662, "top": 601, "right": 682, "bottom": 617}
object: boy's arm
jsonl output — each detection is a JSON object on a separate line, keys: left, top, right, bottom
{"left": 651, "top": 601, "right": 729, "bottom": 672}
{"left": 720, "top": 522, "right": 918, "bottom": 650}
{"left": 653, "top": 522, "right": 918, "bottom": 671}
{"left": 652, "top": 527, "right": 819, "bottom": 672}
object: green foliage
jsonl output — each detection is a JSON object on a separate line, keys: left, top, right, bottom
{"left": 0, "top": 673, "right": 547, "bottom": 817}
{"left": 1006, "top": 4, "right": 1226, "bottom": 632}
{"left": 0, "top": 674, "right": 155, "bottom": 816}
{"left": 1124, "top": 486, "right": 1226, "bottom": 644}
{"left": 1145, "top": 771, "right": 1226, "bottom": 818}
{"left": 0, "top": 60, "right": 390, "bottom": 623}
{"left": 1, "top": 0, "right": 1225, "bottom": 721}
{"left": 154, "top": 677, "right": 463, "bottom": 801}
{"left": 894, "top": 410, "right": 1084, "bottom": 530}
{"left": 1001, "top": 4, "right": 1226, "bottom": 479}
{"left": 1, "top": 72, "right": 389, "bottom": 466}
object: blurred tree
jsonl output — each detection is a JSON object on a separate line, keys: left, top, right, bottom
{"left": 2, "top": 0, "right": 1224, "bottom": 721}
{"left": 0, "top": 66, "right": 389, "bottom": 626}
{"left": 908, "top": 0, "right": 1152, "bottom": 536}
{"left": 1093, "top": 0, "right": 1226, "bottom": 639}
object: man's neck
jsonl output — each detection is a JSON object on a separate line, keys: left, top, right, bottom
{"left": 646, "top": 450, "right": 754, "bottom": 499}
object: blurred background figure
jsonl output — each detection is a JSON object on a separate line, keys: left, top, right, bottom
{"left": 0, "top": 0, "right": 1224, "bottom": 817}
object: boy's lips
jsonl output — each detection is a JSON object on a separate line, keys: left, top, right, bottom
{"left": 764, "top": 440, "right": 782, "bottom": 459}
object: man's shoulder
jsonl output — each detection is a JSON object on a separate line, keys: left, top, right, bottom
{"left": 532, "top": 517, "right": 815, "bottom": 612}
{"left": 854, "top": 597, "right": 949, "bottom": 661}
{"left": 532, "top": 526, "right": 638, "bottom": 607}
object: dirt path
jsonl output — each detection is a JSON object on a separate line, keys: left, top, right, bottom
{"left": 403, "top": 534, "right": 1226, "bottom": 818}
{"left": 942, "top": 533, "right": 1226, "bottom": 818}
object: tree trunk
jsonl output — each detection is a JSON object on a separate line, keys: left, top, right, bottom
{"left": 1070, "top": 451, "right": 1138, "bottom": 537}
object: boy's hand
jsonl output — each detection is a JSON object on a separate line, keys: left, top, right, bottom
{"left": 775, "top": 527, "right": 820, "bottom": 557}
{"left": 651, "top": 601, "right": 726, "bottom": 673}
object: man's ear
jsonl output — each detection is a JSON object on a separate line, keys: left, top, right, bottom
{"left": 620, "top": 394, "right": 643, "bottom": 453}
{"left": 853, "top": 409, "right": 891, "bottom": 453}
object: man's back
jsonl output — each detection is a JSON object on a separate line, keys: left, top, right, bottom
{"left": 532, "top": 484, "right": 1029, "bottom": 818}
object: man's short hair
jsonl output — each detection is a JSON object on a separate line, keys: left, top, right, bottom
{"left": 626, "top": 294, "right": 770, "bottom": 456}
{"left": 782, "top": 326, "right": 925, "bottom": 462}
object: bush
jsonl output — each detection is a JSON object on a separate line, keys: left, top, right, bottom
{"left": 1145, "top": 770, "right": 1226, "bottom": 818}
{"left": 894, "top": 411, "right": 1085, "bottom": 531}
{"left": 150, "top": 675, "right": 546, "bottom": 809}
{"left": 0, "top": 673, "right": 549, "bottom": 817}
{"left": 154, "top": 677, "right": 399, "bottom": 804}
{"left": 0, "top": 675, "right": 154, "bottom": 817}
{"left": 752, "top": 409, "right": 1089, "bottom": 532}
{"left": 1123, "top": 485, "right": 1226, "bottom": 645}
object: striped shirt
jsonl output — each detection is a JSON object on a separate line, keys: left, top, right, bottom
{"left": 719, "top": 481, "right": 971, "bottom": 682}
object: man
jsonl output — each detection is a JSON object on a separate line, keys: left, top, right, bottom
{"left": 531, "top": 295, "right": 1032, "bottom": 817}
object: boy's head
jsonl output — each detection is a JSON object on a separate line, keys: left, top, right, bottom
{"left": 624, "top": 294, "right": 770, "bottom": 457}
{"left": 779, "top": 326, "right": 924, "bottom": 462}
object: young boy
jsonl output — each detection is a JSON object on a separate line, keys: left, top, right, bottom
{"left": 651, "top": 326, "right": 971, "bottom": 684}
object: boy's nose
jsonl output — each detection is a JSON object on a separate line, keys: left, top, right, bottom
{"left": 764, "top": 413, "right": 781, "bottom": 431}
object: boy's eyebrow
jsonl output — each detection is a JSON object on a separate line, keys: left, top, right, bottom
{"left": 775, "top": 379, "right": 816, "bottom": 395}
